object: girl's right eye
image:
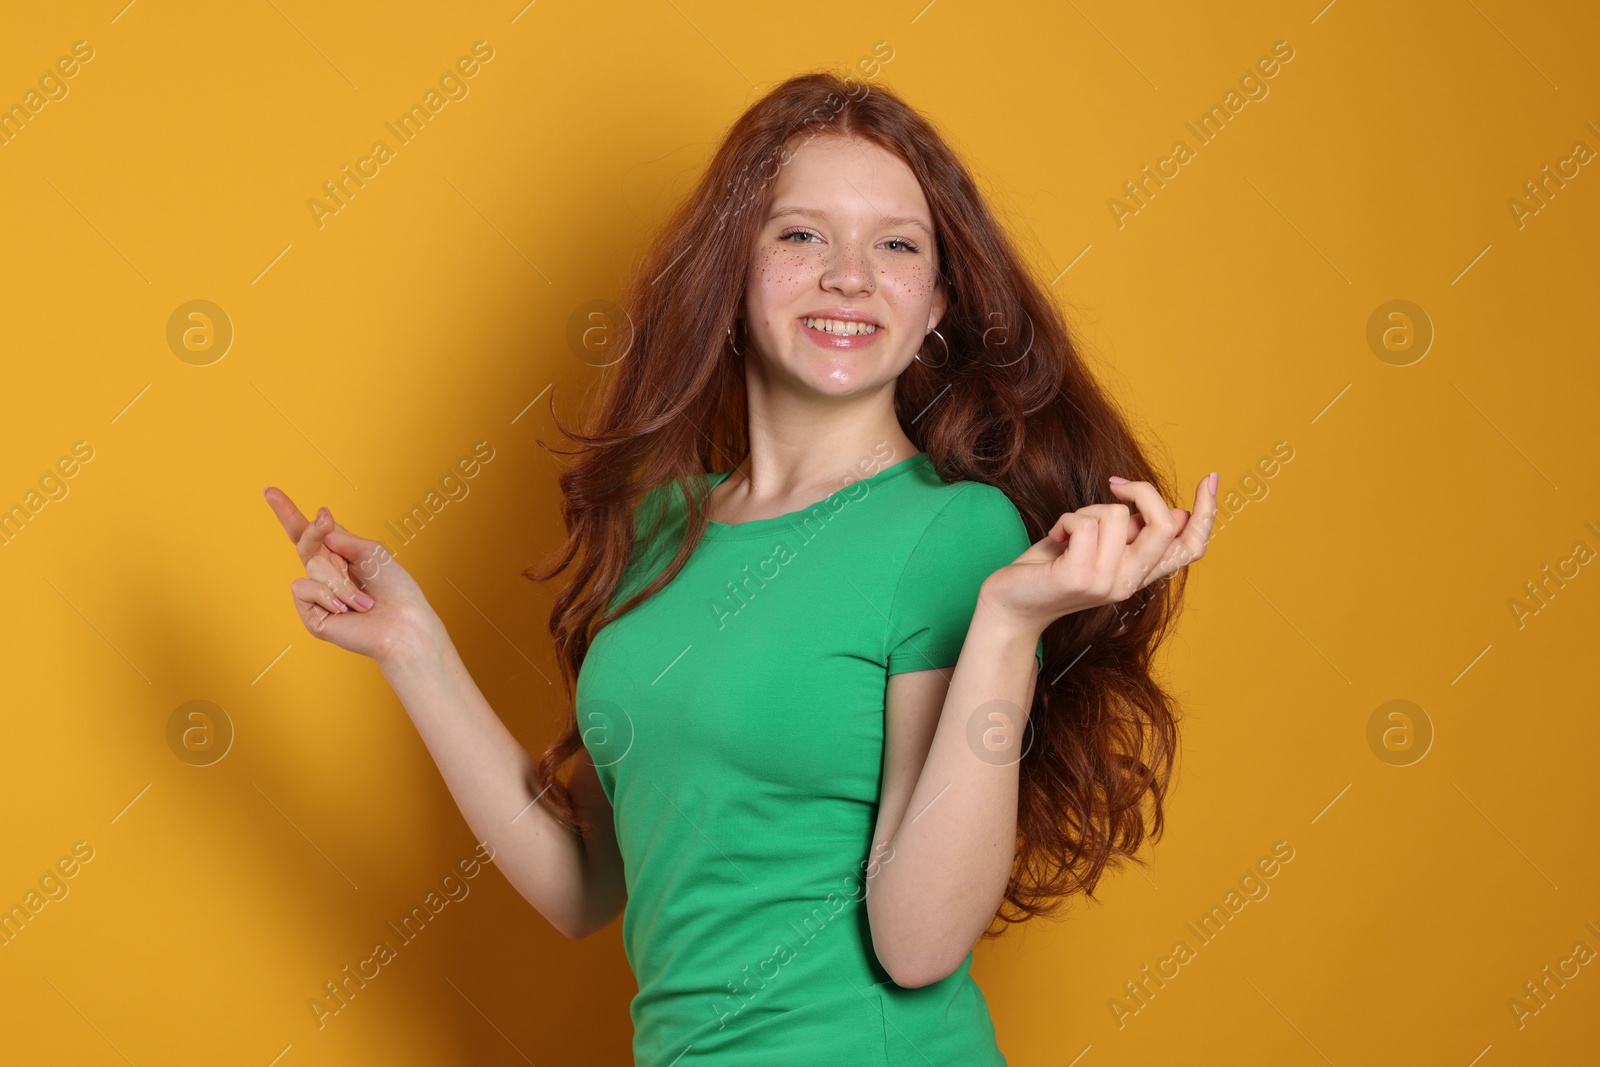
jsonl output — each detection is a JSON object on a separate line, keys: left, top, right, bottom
{"left": 778, "top": 228, "right": 818, "bottom": 243}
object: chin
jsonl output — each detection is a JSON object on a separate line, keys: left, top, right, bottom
{"left": 794, "top": 359, "right": 901, "bottom": 396}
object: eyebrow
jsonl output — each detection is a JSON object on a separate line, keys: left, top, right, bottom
{"left": 767, "top": 205, "right": 932, "bottom": 237}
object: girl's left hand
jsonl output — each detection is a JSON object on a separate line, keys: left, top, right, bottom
{"left": 979, "top": 472, "right": 1218, "bottom": 633}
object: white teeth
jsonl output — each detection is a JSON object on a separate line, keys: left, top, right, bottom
{"left": 804, "top": 316, "right": 878, "bottom": 336}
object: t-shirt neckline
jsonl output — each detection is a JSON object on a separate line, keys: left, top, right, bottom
{"left": 702, "top": 451, "right": 930, "bottom": 539}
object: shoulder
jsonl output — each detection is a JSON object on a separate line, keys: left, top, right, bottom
{"left": 882, "top": 471, "right": 1035, "bottom": 672}
{"left": 902, "top": 468, "right": 1029, "bottom": 547}
{"left": 889, "top": 472, "right": 1031, "bottom": 593}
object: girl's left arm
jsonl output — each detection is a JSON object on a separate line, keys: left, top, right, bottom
{"left": 865, "top": 601, "right": 1042, "bottom": 989}
{"left": 865, "top": 473, "right": 1216, "bottom": 988}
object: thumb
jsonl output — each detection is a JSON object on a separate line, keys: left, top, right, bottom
{"left": 1013, "top": 511, "right": 1099, "bottom": 563}
{"left": 325, "top": 524, "right": 395, "bottom": 582}
{"left": 1012, "top": 531, "right": 1073, "bottom": 565}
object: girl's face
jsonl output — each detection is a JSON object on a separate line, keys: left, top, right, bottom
{"left": 739, "top": 134, "right": 945, "bottom": 398}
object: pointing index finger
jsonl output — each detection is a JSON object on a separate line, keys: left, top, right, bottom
{"left": 1166, "top": 472, "right": 1219, "bottom": 570}
{"left": 263, "top": 486, "right": 312, "bottom": 545}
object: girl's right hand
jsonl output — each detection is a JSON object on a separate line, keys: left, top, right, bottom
{"left": 264, "top": 487, "right": 435, "bottom": 664}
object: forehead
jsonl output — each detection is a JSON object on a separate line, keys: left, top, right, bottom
{"left": 766, "top": 135, "right": 932, "bottom": 234}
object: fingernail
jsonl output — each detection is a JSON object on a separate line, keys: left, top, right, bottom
{"left": 1208, "top": 472, "right": 1218, "bottom": 493}
{"left": 352, "top": 592, "right": 375, "bottom": 610}
{"left": 1108, "top": 475, "right": 1129, "bottom": 484}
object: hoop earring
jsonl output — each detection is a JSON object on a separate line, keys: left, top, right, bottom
{"left": 912, "top": 328, "right": 948, "bottom": 369}
{"left": 726, "top": 322, "right": 743, "bottom": 356}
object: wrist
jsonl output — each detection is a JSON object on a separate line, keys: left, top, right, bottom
{"left": 376, "top": 605, "right": 450, "bottom": 674}
{"left": 972, "top": 585, "right": 1046, "bottom": 650}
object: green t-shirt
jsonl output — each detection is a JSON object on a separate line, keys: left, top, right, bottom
{"left": 577, "top": 450, "right": 1041, "bottom": 1066}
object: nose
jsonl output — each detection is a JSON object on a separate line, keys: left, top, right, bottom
{"left": 820, "top": 237, "right": 873, "bottom": 298}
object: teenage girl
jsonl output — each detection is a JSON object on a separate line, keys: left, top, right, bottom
{"left": 265, "top": 70, "right": 1215, "bottom": 1066}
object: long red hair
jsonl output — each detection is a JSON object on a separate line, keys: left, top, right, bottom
{"left": 524, "top": 70, "right": 1187, "bottom": 932}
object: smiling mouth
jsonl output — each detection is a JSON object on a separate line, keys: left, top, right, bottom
{"left": 801, "top": 315, "right": 880, "bottom": 336}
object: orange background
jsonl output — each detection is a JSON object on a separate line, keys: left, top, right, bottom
{"left": 2, "top": 1, "right": 1597, "bottom": 1064}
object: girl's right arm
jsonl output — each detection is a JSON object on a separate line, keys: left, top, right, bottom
{"left": 378, "top": 611, "right": 627, "bottom": 940}
{"left": 263, "top": 487, "right": 626, "bottom": 940}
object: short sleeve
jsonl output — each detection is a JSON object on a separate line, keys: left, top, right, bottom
{"left": 885, "top": 483, "right": 1046, "bottom": 676}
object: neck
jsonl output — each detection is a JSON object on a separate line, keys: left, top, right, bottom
{"left": 722, "top": 373, "right": 917, "bottom": 502}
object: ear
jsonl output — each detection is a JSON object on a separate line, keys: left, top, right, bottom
{"left": 927, "top": 277, "right": 949, "bottom": 333}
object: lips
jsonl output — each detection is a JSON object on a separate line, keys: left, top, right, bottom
{"left": 799, "top": 305, "right": 883, "bottom": 343}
